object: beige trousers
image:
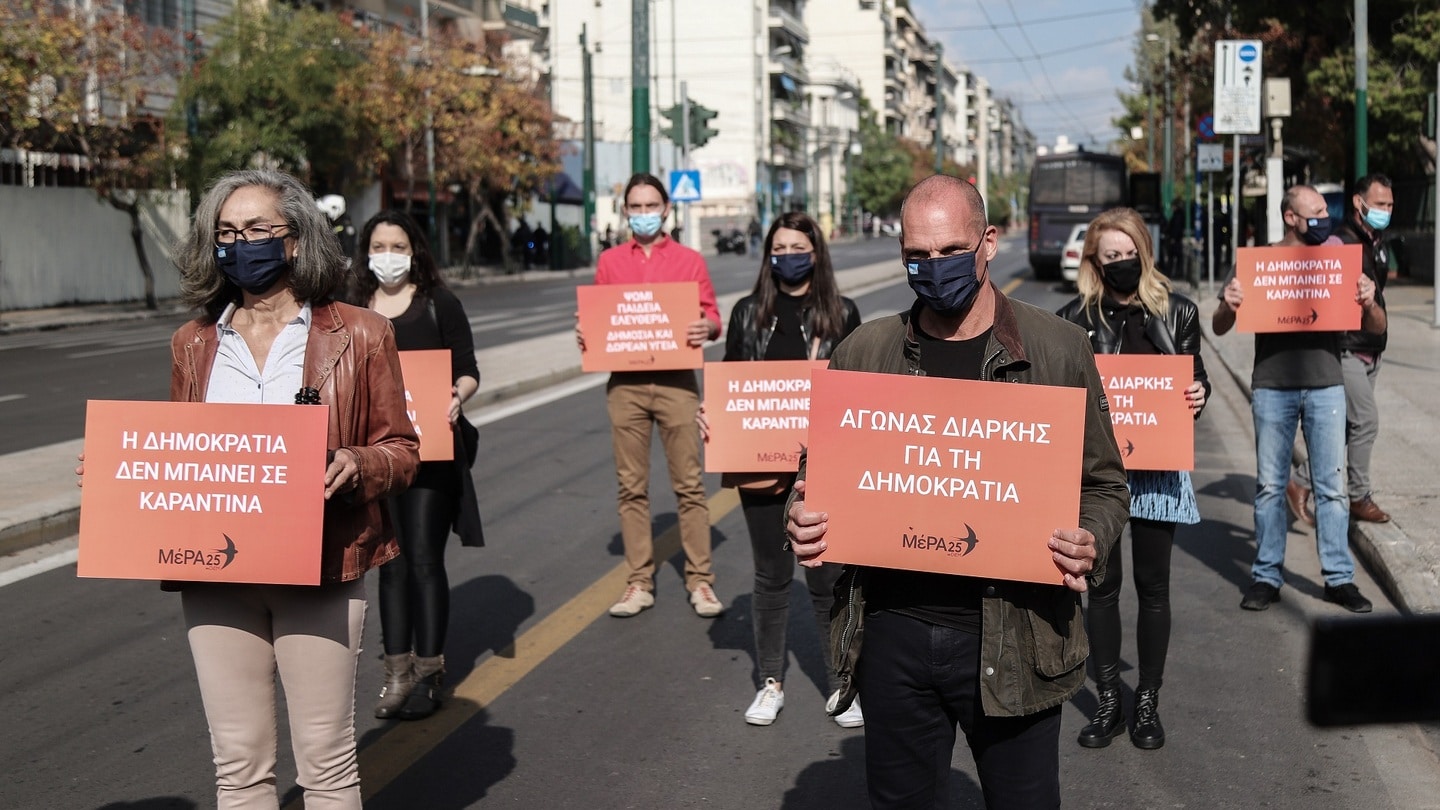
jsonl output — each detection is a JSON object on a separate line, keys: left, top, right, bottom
{"left": 182, "top": 579, "right": 366, "bottom": 810}
{"left": 606, "top": 370, "right": 714, "bottom": 590}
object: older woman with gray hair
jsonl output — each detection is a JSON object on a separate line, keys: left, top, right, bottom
{"left": 164, "top": 168, "right": 418, "bottom": 807}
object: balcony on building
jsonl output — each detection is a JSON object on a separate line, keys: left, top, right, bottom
{"left": 768, "top": 41, "right": 810, "bottom": 86}
{"left": 767, "top": 0, "right": 809, "bottom": 46}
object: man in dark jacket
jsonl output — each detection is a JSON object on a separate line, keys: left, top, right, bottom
{"left": 785, "top": 175, "right": 1130, "bottom": 809}
{"left": 1288, "top": 174, "right": 1394, "bottom": 524}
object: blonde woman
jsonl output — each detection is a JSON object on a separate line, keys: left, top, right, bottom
{"left": 1056, "top": 207, "right": 1209, "bottom": 751}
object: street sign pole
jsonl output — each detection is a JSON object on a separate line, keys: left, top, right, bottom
{"left": 681, "top": 81, "right": 693, "bottom": 250}
{"left": 1214, "top": 39, "right": 1263, "bottom": 274}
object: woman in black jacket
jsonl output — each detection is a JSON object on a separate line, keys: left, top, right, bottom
{"left": 1056, "top": 207, "right": 1209, "bottom": 752}
{"left": 351, "top": 210, "right": 482, "bottom": 721}
{"left": 712, "top": 212, "right": 860, "bottom": 728}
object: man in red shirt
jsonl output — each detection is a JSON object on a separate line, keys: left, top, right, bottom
{"left": 582, "top": 173, "right": 723, "bottom": 618}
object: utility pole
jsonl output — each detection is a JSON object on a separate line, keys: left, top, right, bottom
{"left": 1162, "top": 41, "right": 1174, "bottom": 211}
{"left": 1355, "top": 0, "right": 1368, "bottom": 177}
{"left": 582, "top": 24, "right": 596, "bottom": 263}
{"left": 632, "top": 0, "right": 650, "bottom": 174}
{"left": 933, "top": 43, "right": 944, "bottom": 175}
{"left": 421, "top": 0, "right": 437, "bottom": 250}
{"left": 680, "top": 81, "right": 692, "bottom": 248}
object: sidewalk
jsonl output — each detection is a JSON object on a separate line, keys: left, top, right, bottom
{"left": 1198, "top": 278, "right": 1440, "bottom": 613}
{"left": 0, "top": 259, "right": 903, "bottom": 560}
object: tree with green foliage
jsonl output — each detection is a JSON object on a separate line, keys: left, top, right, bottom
{"left": 1150, "top": 0, "right": 1440, "bottom": 181}
{"left": 170, "top": 4, "right": 389, "bottom": 198}
{"left": 850, "top": 96, "right": 912, "bottom": 218}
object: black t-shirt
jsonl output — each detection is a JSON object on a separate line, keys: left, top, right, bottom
{"left": 763, "top": 291, "right": 809, "bottom": 361}
{"left": 1100, "top": 300, "right": 1160, "bottom": 355}
{"left": 864, "top": 320, "right": 993, "bottom": 635}
{"left": 1218, "top": 269, "right": 1342, "bottom": 389}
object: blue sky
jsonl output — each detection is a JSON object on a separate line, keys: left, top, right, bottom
{"left": 912, "top": 0, "right": 1145, "bottom": 152}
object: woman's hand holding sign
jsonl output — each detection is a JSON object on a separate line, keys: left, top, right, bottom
{"left": 324, "top": 448, "right": 360, "bottom": 499}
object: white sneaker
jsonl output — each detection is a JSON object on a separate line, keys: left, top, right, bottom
{"left": 833, "top": 697, "right": 864, "bottom": 728}
{"left": 745, "top": 678, "right": 785, "bottom": 725}
{"left": 689, "top": 582, "right": 723, "bottom": 618}
{"left": 608, "top": 585, "right": 655, "bottom": 617}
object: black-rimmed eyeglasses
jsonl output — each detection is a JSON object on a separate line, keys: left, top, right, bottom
{"left": 214, "top": 224, "right": 289, "bottom": 245}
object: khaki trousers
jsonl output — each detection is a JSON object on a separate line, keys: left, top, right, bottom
{"left": 182, "top": 579, "right": 366, "bottom": 810}
{"left": 606, "top": 370, "right": 713, "bottom": 590}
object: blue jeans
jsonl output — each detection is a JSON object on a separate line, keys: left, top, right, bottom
{"left": 1252, "top": 386, "right": 1354, "bottom": 588}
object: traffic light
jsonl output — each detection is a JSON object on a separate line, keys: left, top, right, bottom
{"left": 659, "top": 103, "right": 684, "bottom": 144}
{"left": 689, "top": 103, "right": 719, "bottom": 148}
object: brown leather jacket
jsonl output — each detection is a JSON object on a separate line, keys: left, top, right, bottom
{"left": 169, "top": 300, "right": 420, "bottom": 583}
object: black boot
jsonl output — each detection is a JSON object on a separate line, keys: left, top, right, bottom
{"left": 1077, "top": 685, "right": 1126, "bottom": 748}
{"left": 1131, "top": 688, "right": 1165, "bottom": 749}
{"left": 398, "top": 655, "right": 444, "bottom": 720}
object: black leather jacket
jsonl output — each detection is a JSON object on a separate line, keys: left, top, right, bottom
{"left": 723, "top": 293, "right": 861, "bottom": 361}
{"left": 1056, "top": 291, "right": 1211, "bottom": 417}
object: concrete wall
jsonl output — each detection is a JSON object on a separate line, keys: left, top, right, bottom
{"left": 0, "top": 187, "right": 187, "bottom": 311}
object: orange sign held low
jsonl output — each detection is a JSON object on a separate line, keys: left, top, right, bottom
{"left": 398, "top": 350, "right": 455, "bottom": 462}
{"left": 1234, "top": 244, "right": 1363, "bottom": 333}
{"left": 803, "top": 369, "right": 1086, "bottom": 585}
{"left": 702, "top": 360, "right": 829, "bottom": 473}
{"left": 78, "top": 400, "right": 329, "bottom": 585}
{"left": 1094, "top": 354, "right": 1194, "bottom": 471}
{"left": 577, "top": 282, "right": 703, "bottom": 372}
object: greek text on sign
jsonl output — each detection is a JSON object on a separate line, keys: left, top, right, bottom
{"left": 702, "top": 360, "right": 828, "bottom": 473}
{"left": 576, "top": 282, "right": 704, "bottom": 372}
{"left": 398, "top": 350, "right": 454, "bottom": 462}
{"left": 803, "top": 369, "right": 1085, "bottom": 585}
{"left": 78, "top": 400, "right": 328, "bottom": 584}
{"left": 1233, "top": 244, "right": 1363, "bottom": 333}
{"left": 1094, "top": 354, "right": 1194, "bottom": 471}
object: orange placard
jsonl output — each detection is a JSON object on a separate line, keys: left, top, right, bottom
{"left": 1094, "top": 354, "right": 1194, "bottom": 471}
{"left": 398, "top": 350, "right": 454, "bottom": 462}
{"left": 702, "top": 360, "right": 829, "bottom": 473}
{"left": 577, "top": 282, "right": 703, "bottom": 372}
{"left": 804, "top": 369, "right": 1085, "bottom": 585}
{"left": 77, "top": 400, "right": 328, "bottom": 585}
{"left": 1234, "top": 244, "right": 1363, "bottom": 332}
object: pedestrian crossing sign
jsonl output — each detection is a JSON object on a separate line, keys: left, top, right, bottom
{"left": 669, "top": 169, "right": 702, "bottom": 203}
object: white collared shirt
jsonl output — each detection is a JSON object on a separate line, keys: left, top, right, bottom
{"left": 206, "top": 301, "right": 313, "bottom": 404}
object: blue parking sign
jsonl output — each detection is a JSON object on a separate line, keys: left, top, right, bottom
{"left": 669, "top": 170, "right": 702, "bottom": 203}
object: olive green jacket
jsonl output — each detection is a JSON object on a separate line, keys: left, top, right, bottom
{"left": 794, "top": 289, "right": 1130, "bottom": 718}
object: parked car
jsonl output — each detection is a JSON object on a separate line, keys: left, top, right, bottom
{"left": 1060, "top": 224, "right": 1087, "bottom": 287}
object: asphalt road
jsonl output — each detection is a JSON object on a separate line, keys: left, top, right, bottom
{"left": 0, "top": 238, "right": 903, "bottom": 456}
{"left": 2, "top": 241, "right": 1438, "bottom": 809}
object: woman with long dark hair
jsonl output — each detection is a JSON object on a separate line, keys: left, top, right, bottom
{"left": 350, "top": 210, "right": 481, "bottom": 721}
{"left": 1057, "top": 206, "right": 1209, "bottom": 751}
{"left": 712, "top": 212, "right": 862, "bottom": 728}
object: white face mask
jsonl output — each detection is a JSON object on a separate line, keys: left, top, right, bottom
{"left": 368, "top": 252, "right": 412, "bottom": 286}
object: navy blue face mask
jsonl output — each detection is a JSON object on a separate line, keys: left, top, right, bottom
{"left": 770, "top": 252, "right": 815, "bottom": 285}
{"left": 1299, "top": 215, "right": 1334, "bottom": 246}
{"left": 215, "top": 238, "right": 291, "bottom": 295}
{"left": 906, "top": 250, "right": 981, "bottom": 316}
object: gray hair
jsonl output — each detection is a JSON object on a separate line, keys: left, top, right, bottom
{"left": 176, "top": 169, "right": 347, "bottom": 320}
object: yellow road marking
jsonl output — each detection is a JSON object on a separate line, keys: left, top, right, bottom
{"left": 1000, "top": 277, "right": 1024, "bottom": 295}
{"left": 278, "top": 487, "right": 742, "bottom": 807}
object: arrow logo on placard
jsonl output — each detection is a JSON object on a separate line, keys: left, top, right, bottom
{"left": 1308, "top": 308, "right": 1319, "bottom": 324}
{"left": 1123, "top": 439, "right": 1135, "bottom": 458}
{"left": 955, "top": 524, "right": 978, "bottom": 557}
